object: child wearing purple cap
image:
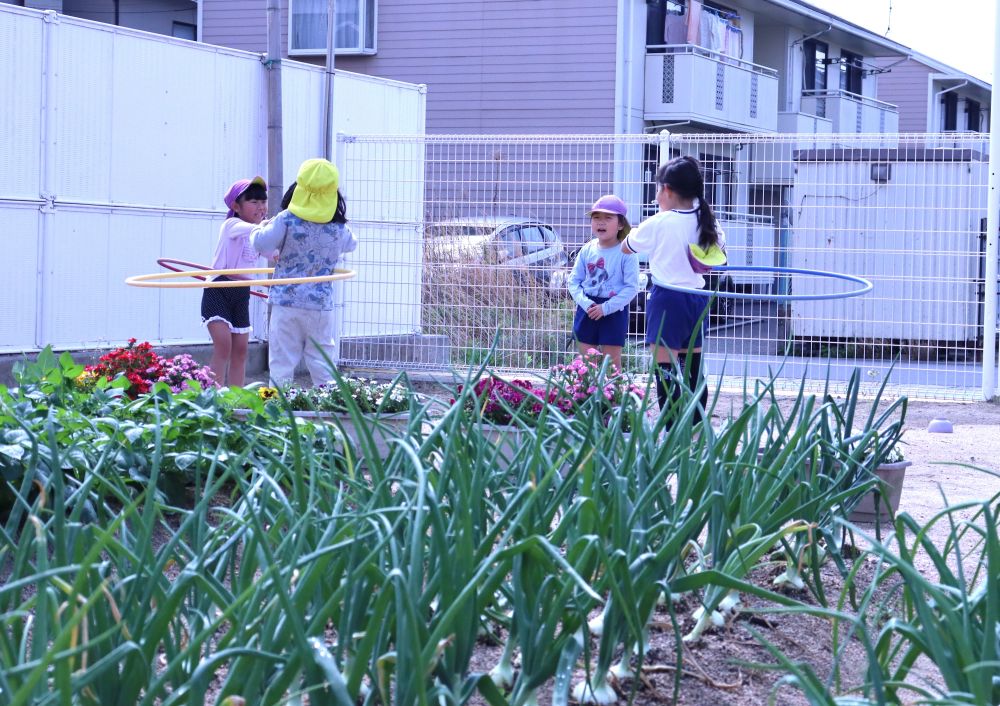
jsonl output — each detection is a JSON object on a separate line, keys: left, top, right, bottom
{"left": 201, "top": 176, "right": 268, "bottom": 387}
{"left": 567, "top": 195, "right": 639, "bottom": 370}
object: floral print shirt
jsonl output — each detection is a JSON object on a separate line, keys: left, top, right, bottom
{"left": 251, "top": 210, "right": 358, "bottom": 310}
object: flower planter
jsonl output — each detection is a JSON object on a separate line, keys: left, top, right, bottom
{"left": 478, "top": 423, "right": 528, "bottom": 469}
{"left": 233, "top": 409, "right": 418, "bottom": 460}
{"left": 848, "top": 460, "right": 912, "bottom": 524}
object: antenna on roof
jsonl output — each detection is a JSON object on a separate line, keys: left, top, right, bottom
{"left": 885, "top": 0, "right": 893, "bottom": 36}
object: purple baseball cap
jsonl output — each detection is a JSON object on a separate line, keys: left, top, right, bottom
{"left": 586, "top": 194, "right": 631, "bottom": 239}
{"left": 224, "top": 176, "right": 266, "bottom": 218}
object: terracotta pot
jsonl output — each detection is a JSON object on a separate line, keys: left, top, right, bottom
{"left": 848, "top": 460, "right": 912, "bottom": 524}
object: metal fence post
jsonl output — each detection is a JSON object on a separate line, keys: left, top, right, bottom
{"left": 984, "top": 9, "right": 1000, "bottom": 401}
{"left": 657, "top": 128, "right": 672, "bottom": 167}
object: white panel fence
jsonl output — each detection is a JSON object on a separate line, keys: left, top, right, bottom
{"left": 0, "top": 4, "right": 425, "bottom": 354}
{"left": 338, "top": 132, "right": 998, "bottom": 401}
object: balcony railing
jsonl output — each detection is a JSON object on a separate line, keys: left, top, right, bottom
{"left": 800, "top": 89, "right": 899, "bottom": 136}
{"left": 644, "top": 45, "right": 779, "bottom": 132}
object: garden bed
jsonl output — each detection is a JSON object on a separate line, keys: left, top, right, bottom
{"left": 2, "top": 346, "right": 998, "bottom": 705}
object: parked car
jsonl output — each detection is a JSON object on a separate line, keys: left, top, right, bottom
{"left": 425, "top": 216, "right": 570, "bottom": 292}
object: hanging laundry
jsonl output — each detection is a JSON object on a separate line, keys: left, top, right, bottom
{"left": 724, "top": 23, "right": 743, "bottom": 59}
{"left": 700, "top": 9, "right": 727, "bottom": 53}
{"left": 686, "top": 0, "right": 703, "bottom": 44}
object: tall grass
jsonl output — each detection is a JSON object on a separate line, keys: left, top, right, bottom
{"left": 421, "top": 253, "right": 574, "bottom": 370}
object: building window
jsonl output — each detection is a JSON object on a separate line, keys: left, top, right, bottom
{"left": 290, "top": 0, "right": 376, "bottom": 55}
{"left": 942, "top": 92, "right": 959, "bottom": 131}
{"left": 803, "top": 39, "right": 828, "bottom": 92}
{"left": 699, "top": 153, "right": 734, "bottom": 213}
{"left": 839, "top": 50, "right": 863, "bottom": 95}
{"left": 966, "top": 100, "right": 982, "bottom": 131}
{"left": 172, "top": 21, "right": 196, "bottom": 41}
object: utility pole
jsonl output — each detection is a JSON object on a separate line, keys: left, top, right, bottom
{"left": 322, "top": 0, "right": 336, "bottom": 160}
{"left": 265, "top": 0, "right": 284, "bottom": 215}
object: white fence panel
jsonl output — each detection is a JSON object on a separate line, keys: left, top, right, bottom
{"left": 338, "top": 138, "right": 426, "bottom": 341}
{"left": 2, "top": 206, "right": 41, "bottom": 353}
{"left": 0, "top": 3, "right": 424, "bottom": 353}
{"left": 0, "top": 9, "right": 43, "bottom": 201}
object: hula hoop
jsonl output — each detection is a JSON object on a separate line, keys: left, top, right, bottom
{"left": 654, "top": 266, "right": 872, "bottom": 301}
{"left": 126, "top": 267, "right": 356, "bottom": 289}
{"left": 157, "top": 258, "right": 268, "bottom": 298}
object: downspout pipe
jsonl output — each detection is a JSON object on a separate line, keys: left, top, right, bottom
{"left": 322, "top": 0, "right": 337, "bottom": 160}
{"left": 786, "top": 24, "right": 831, "bottom": 111}
{"left": 933, "top": 79, "right": 969, "bottom": 131}
{"left": 265, "top": 0, "right": 283, "bottom": 215}
{"left": 38, "top": 11, "right": 60, "bottom": 349}
{"left": 982, "top": 7, "right": 999, "bottom": 400}
{"left": 934, "top": 79, "right": 969, "bottom": 103}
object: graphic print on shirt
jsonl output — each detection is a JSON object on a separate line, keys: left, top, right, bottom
{"left": 584, "top": 258, "right": 610, "bottom": 292}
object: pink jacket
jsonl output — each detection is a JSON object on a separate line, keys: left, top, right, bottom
{"left": 211, "top": 218, "right": 261, "bottom": 279}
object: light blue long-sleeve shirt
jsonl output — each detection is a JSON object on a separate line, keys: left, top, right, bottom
{"left": 251, "top": 210, "right": 358, "bottom": 310}
{"left": 567, "top": 240, "right": 640, "bottom": 315}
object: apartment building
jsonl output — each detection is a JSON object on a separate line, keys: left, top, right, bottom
{"left": 3, "top": 0, "right": 197, "bottom": 38}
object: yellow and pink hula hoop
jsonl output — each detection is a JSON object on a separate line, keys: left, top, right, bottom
{"left": 127, "top": 265, "right": 356, "bottom": 289}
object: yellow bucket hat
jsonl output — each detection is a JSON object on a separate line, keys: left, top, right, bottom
{"left": 289, "top": 158, "right": 339, "bottom": 223}
{"left": 687, "top": 242, "right": 727, "bottom": 274}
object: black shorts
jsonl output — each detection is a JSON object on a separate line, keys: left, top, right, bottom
{"left": 201, "top": 276, "right": 251, "bottom": 333}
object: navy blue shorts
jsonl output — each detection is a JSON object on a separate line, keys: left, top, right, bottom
{"left": 644, "top": 285, "right": 710, "bottom": 350}
{"left": 573, "top": 296, "right": 628, "bottom": 347}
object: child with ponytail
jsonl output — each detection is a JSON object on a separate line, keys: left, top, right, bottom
{"left": 621, "top": 155, "right": 726, "bottom": 422}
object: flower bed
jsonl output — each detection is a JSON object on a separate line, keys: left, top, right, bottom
{"left": 75, "top": 338, "right": 217, "bottom": 398}
{"left": 264, "top": 377, "right": 409, "bottom": 415}
{"left": 461, "top": 349, "right": 646, "bottom": 427}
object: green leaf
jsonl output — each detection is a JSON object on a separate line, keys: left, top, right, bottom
{"left": 0, "top": 444, "right": 25, "bottom": 461}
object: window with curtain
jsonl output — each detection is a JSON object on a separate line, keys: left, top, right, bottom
{"left": 290, "top": 0, "right": 376, "bottom": 54}
{"left": 839, "top": 51, "right": 863, "bottom": 95}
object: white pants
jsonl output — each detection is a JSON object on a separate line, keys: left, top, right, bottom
{"left": 268, "top": 305, "right": 336, "bottom": 386}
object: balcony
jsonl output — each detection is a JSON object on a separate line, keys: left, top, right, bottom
{"left": 644, "top": 45, "right": 779, "bottom": 133}
{"left": 800, "top": 90, "right": 899, "bottom": 143}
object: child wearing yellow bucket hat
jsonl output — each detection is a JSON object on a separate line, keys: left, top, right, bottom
{"left": 251, "top": 158, "right": 358, "bottom": 385}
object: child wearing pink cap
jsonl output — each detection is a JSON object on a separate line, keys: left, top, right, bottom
{"left": 201, "top": 177, "right": 267, "bottom": 387}
{"left": 567, "top": 195, "right": 639, "bottom": 370}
